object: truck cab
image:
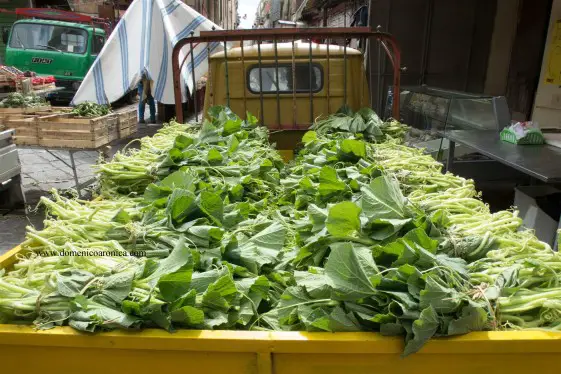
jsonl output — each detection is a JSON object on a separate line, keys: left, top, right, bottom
{"left": 5, "top": 19, "right": 105, "bottom": 102}
{"left": 203, "top": 41, "right": 370, "bottom": 159}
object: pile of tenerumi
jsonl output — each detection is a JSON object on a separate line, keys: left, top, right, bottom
{"left": 1, "top": 106, "right": 558, "bottom": 356}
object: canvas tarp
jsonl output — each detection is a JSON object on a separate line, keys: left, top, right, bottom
{"left": 72, "top": 0, "right": 223, "bottom": 105}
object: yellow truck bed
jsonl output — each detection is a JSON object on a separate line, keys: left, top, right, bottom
{"left": 2, "top": 247, "right": 561, "bottom": 374}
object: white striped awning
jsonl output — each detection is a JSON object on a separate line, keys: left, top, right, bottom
{"left": 72, "top": 0, "right": 223, "bottom": 105}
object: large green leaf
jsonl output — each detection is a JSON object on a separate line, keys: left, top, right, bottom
{"left": 190, "top": 267, "right": 229, "bottom": 293}
{"left": 338, "top": 139, "right": 367, "bottom": 161}
{"left": 318, "top": 166, "right": 347, "bottom": 200}
{"left": 300, "top": 305, "right": 361, "bottom": 332}
{"left": 166, "top": 189, "right": 197, "bottom": 224}
{"left": 171, "top": 306, "right": 205, "bottom": 326}
{"left": 402, "top": 305, "right": 439, "bottom": 356}
{"left": 302, "top": 131, "right": 318, "bottom": 144}
{"left": 447, "top": 305, "right": 488, "bottom": 335}
{"left": 222, "top": 118, "right": 243, "bottom": 136}
{"left": 207, "top": 149, "right": 224, "bottom": 164}
{"left": 142, "top": 238, "right": 193, "bottom": 287}
{"left": 69, "top": 296, "right": 141, "bottom": 332}
{"left": 56, "top": 270, "right": 94, "bottom": 298}
{"left": 236, "top": 276, "right": 270, "bottom": 326}
{"left": 294, "top": 269, "right": 332, "bottom": 299}
{"left": 198, "top": 191, "right": 224, "bottom": 226}
{"left": 419, "top": 274, "right": 462, "bottom": 314}
{"left": 225, "top": 222, "right": 286, "bottom": 274}
{"left": 158, "top": 270, "right": 193, "bottom": 302}
{"left": 198, "top": 121, "right": 221, "bottom": 143}
{"left": 325, "top": 242, "right": 379, "bottom": 300}
{"left": 326, "top": 201, "right": 361, "bottom": 238}
{"left": 161, "top": 170, "right": 196, "bottom": 191}
{"left": 367, "top": 218, "right": 411, "bottom": 241}
{"left": 201, "top": 274, "right": 238, "bottom": 313}
{"left": 359, "top": 175, "right": 407, "bottom": 221}
{"left": 308, "top": 204, "right": 328, "bottom": 232}
{"left": 93, "top": 271, "right": 136, "bottom": 304}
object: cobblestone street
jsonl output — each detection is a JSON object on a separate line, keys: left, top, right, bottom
{"left": 19, "top": 148, "right": 99, "bottom": 201}
{"left": 0, "top": 122, "right": 162, "bottom": 255}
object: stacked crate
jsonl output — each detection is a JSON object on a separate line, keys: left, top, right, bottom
{"left": 36, "top": 113, "right": 118, "bottom": 149}
{"left": 0, "top": 106, "right": 52, "bottom": 145}
{"left": 0, "top": 66, "right": 22, "bottom": 89}
{"left": 3, "top": 116, "right": 38, "bottom": 145}
{"left": 115, "top": 108, "right": 138, "bottom": 139}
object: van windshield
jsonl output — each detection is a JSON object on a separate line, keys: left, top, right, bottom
{"left": 9, "top": 23, "right": 88, "bottom": 54}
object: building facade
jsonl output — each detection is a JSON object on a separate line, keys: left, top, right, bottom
{"left": 0, "top": 0, "right": 30, "bottom": 63}
{"left": 187, "top": 0, "right": 239, "bottom": 30}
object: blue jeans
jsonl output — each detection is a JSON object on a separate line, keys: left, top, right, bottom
{"left": 138, "top": 83, "right": 156, "bottom": 122}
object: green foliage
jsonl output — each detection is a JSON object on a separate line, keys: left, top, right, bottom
{"left": 2, "top": 105, "right": 555, "bottom": 357}
{"left": 0, "top": 92, "right": 47, "bottom": 108}
{"left": 71, "top": 102, "right": 111, "bottom": 117}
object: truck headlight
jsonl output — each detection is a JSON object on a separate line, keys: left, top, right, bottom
{"left": 72, "top": 81, "right": 82, "bottom": 90}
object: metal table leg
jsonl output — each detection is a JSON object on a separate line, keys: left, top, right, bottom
{"left": 445, "top": 140, "right": 455, "bottom": 173}
{"left": 68, "top": 150, "right": 81, "bottom": 195}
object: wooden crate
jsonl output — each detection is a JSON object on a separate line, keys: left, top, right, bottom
{"left": 14, "top": 135, "right": 40, "bottom": 146}
{"left": 0, "top": 106, "right": 51, "bottom": 115}
{"left": 35, "top": 107, "right": 73, "bottom": 116}
{"left": 36, "top": 113, "right": 118, "bottom": 149}
{"left": 115, "top": 108, "right": 138, "bottom": 138}
{"left": 0, "top": 115, "right": 39, "bottom": 146}
{"left": 32, "top": 83, "right": 56, "bottom": 91}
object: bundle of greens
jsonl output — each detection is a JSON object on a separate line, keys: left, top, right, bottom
{"left": 312, "top": 107, "right": 409, "bottom": 142}
{"left": 0, "top": 105, "right": 558, "bottom": 356}
{"left": 0, "top": 92, "right": 47, "bottom": 108}
{"left": 71, "top": 102, "right": 112, "bottom": 117}
{"left": 364, "top": 128, "right": 561, "bottom": 332}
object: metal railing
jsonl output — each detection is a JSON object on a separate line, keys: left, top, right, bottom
{"left": 172, "top": 27, "right": 401, "bottom": 125}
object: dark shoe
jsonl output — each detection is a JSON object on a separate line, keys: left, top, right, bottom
{"left": 149, "top": 119, "right": 157, "bottom": 124}
{"left": 139, "top": 119, "right": 146, "bottom": 124}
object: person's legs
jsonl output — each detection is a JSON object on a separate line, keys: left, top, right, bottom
{"left": 147, "top": 95, "right": 156, "bottom": 123}
{"left": 138, "top": 84, "right": 146, "bottom": 123}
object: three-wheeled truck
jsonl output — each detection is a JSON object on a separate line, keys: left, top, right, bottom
{"left": 2, "top": 27, "right": 561, "bottom": 374}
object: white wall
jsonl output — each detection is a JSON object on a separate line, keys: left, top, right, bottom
{"left": 533, "top": 0, "right": 561, "bottom": 128}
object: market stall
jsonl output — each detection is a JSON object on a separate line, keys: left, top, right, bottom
{"left": 0, "top": 96, "right": 137, "bottom": 196}
{"left": 0, "top": 65, "right": 60, "bottom": 99}
{"left": 400, "top": 85, "right": 561, "bottom": 247}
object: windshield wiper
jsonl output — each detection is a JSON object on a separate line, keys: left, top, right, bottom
{"left": 36, "top": 44, "right": 62, "bottom": 53}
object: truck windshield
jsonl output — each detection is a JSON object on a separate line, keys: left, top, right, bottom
{"left": 9, "top": 23, "right": 88, "bottom": 54}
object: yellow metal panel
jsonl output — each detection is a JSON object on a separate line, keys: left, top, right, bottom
{"left": 0, "top": 345, "right": 258, "bottom": 374}
{"left": 278, "top": 150, "right": 294, "bottom": 162}
{"left": 2, "top": 324, "right": 561, "bottom": 374}
{"left": 0, "top": 245, "right": 23, "bottom": 270}
{"left": 203, "top": 44, "right": 369, "bottom": 131}
{"left": 4, "top": 245, "right": 561, "bottom": 373}
{"left": 210, "top": 42, "right": 363, "bottom": 59}
{"left": 273, "top": 352, "right": 561, "bottom": 374}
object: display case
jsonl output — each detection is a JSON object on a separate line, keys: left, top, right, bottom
{"left": 399, "top": 85, "right": 511, "bottom": 134}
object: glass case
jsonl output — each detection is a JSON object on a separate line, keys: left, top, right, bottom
{"left": 398, "top": 85, "right": 511, "bottom": 134}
